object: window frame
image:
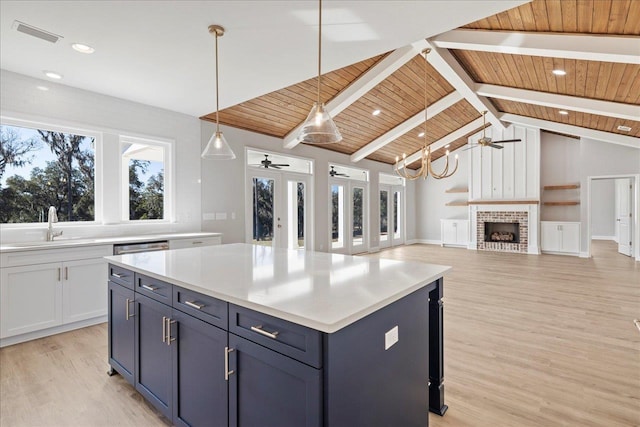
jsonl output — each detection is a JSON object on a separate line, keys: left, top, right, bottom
{"left": 0, "top": 115, "right": 103, "bottom": 227}
{"left": 119, "top": 135, "right": 174, "bottom": 223}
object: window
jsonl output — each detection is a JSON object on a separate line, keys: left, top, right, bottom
{"left": 120, "top": 136, "right": 171, "bottom": 221}
{"left": 1, "top": 122, "right": 96, "bottom": 223}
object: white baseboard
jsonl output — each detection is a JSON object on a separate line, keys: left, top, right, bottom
{"left": 413, "top": 239, "right": 441, "bottom": 245}
{"left": 579, "top": 251, "right": 590, "bottom": 258}
{"left": 368, "top": 246, "right": 380, "bottom": 253}
{"left": 405, "top": 239, "right": 419, "bottom": 245}
{"left": 591, "top": 235, "right": 616, "bottom": 241}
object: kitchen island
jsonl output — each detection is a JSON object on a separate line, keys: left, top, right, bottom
{"left": 106, "top": 243, "right": 450, "bottom": 426}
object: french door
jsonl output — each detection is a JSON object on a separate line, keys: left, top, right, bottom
{"left": 379, "top": 185, "right": 404, "bottom": 249}
{"left": 330, "top": 179, "right": 368, "bottom": 254}
{"left": 615, "top": 178, "right": 632, "bottom": 257}
{"left": 246, "top": 169, "right": 311, "bottom": 250}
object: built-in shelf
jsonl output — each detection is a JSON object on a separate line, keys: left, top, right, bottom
{"left": 543, "top": 184, "right": 580, "bottom": 190}
{"left": 445, "top": 187, "right": 469, "bottom": 193}
{"left": 543, "top": 201, "right": 580, "bottom": 206}
{"left": 446, "top": 201, "right": 469, "bottom": 206}
{"left": 467, "top": 200, "right": 539, "bottom": 205}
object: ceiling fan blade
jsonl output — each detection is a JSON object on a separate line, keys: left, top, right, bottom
{"left": 493, "top": 139, "right": 521, "bottom": 144}
{"left": 488, "top": 143, "right": 504, "bottom": 149}
{"left": 270, "top": 165, "right": 282, "bottom": 169}
{"left": 462, "top": 145, "right": 480, "bottom": 151}
{"left": 271, "top": 163, "right": 290, "bottom": 167}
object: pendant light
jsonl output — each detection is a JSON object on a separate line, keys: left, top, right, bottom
{"left": 201, "top": 24, "right": 236, "bottom": 160}
{"left": 298, "top": 0, "right": 342, "bottom": 144}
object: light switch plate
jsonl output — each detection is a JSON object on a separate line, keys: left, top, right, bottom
{"left": 385, "top": 326, "right": 399, "bottom": 350}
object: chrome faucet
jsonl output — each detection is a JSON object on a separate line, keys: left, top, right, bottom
{"left": 46, "top": 206, "right": 63, "bottom": 241}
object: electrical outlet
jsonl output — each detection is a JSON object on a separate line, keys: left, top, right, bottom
{"left": 385, "top": 326, "right": 399, "bottom": 350}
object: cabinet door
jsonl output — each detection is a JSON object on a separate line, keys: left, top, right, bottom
{"left": 172, "top": 310, "right": 228, "bottom": 427}
{"left": 228, "top": 334, "right": 322, "bottom": 427}
{"left": 0, "top": 263, "right": 62, "bottom": 338}
{"left": 561, "top": 223, "right": 580, "bottom": 254}
{"left": 63, "top": 258, "right": 107, "bottom": 323}
{"left": 135, "top": 293, "right": 173, "bottom": 420}
{"left": 541, "top": 222, "right": 560, "bottom": 251}
{"left": 442, "top": 222, "right": 457, "bottom": 245}
{"left": 108, "top": 281, "right": 135, "bottom": 385}
{"left": 456, "top": 221, "right": 469, "bottom": 245}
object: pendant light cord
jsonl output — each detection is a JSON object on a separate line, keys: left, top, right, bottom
{"left": 317, "top": 0, "right": 322, "bottom": 106}
{"left": 423, "top": 49, "right": 429, "bottom": 149}
{"left": 215, "top": 31, "right": 220, "bottom": 133}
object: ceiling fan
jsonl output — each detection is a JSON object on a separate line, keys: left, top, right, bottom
{"left": 253, "top": 154, "right": 290, "bottom": 169}
{"left": 465, "top": 111, "right": 521, "bottom": 150}
{"left": 329, "top": 166, "right": 349, "bottom": 177}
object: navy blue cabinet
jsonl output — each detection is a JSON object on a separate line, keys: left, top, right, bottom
{"left": 172, "top": 309, "right": 228, "bottom": 427}
{"left": 228, "top": 333, "right": 322, "bottom": 427}
{"left": 135, "top": 293, "right": 173, "bottom": 420}
{"left": 107, "top": 281, "right": 135, "bottom": 385}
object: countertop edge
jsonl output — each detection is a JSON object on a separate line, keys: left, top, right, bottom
{"left": 105, "top": 256, "right": 451, "bottom": 334}
{"left": 0, "top": 232, "right": 222, "bottom": 252}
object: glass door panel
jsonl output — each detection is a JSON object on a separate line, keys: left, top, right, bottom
{"left": 251, "top": 177, "right": 275, "bottom": 246}
{"left": 352, "top": 187, "right": 365, "bottom": 252}
{"left": 392, "top": 190, "right": 404, "bottom": 246}
{"left": 380, "top": 189, "right": 390, "bottom": 248}
{"left": 287, "top": 180, "right": 306, "bottom": 250}
{"left": 331, "top": 184, "right": 345, "bottom": 251}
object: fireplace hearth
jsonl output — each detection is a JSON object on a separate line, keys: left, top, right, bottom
{"left": 484, "top": 222, "right": 520, "bottom": 243}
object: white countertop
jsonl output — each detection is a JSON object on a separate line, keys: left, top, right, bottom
{"left": 0, "top": 232, "right": 222, "bottom": 252}
{"left": 106, "top": 243, "right": 451, "bottom": 333}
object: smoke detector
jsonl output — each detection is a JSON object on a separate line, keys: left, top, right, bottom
{"left": 617, "top": 125, "right": 632, "bottom": 132}
{"left": 13, "top": 20, "right": 62, "bottom": 44}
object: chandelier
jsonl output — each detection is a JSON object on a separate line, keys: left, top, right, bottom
{"left": 395, "top": 48, "right": 458, "bottom": 180}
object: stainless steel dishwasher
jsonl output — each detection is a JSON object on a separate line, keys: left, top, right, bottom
{"left": 113, "top": 240, "right": 170, "bottom": 255}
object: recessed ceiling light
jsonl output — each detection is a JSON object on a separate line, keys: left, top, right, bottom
{"left": 552, "top": 69, "right": 566, "bottom": 76}
{"left": 418, "top": 132, "right": 425, "bottom": 138}
{"left": 43, "top": 70, "right": 62, "bottom": 80}
{"left": 372, "top": 109, "right": 381, "bottom": 116}
{"left": 445, "top": 144, "right": 450, "bottom": 148}
{"left": 71, "top": 43, "right": 95, "bottom": 54}
{"left": 36, "top": 85, "right": 49, "bottom": 91}
{"left": 558, "top": 110, "right": 569, "bottom": 115}
{"left": 617, "top": 125, "right": 632, "bottom": 132}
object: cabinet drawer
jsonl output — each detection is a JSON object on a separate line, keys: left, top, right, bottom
{"left": 108, "top": 264, "right": 134, "bottom": 289}
{"left": 135, "top": 274, "right": 172, "bottom": 305}
{"left": 229, "top": 304, "right": 322, "bottom": 368}
{"left": 173, "top": 286, "right": 227, "bottom": 329}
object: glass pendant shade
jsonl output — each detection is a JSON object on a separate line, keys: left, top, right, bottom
{"left": 299, "top": 102, "right": 342, "bottom": 144}
{"left": 201, "top": 131, "right": 236, "bottom": 160}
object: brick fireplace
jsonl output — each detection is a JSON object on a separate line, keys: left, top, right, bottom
{"left": 476, "top": 211, "right": 528, "bottom": 253}
{"left": 469, "top": 202, "right": 540, "bottom": 255}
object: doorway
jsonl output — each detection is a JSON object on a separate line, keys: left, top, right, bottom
{"left": 379, "top": 173, "right": 405, "bottom": 249}
{"left": 329, "top": 164, "right": 369, "bottom": 255}
{"left": 587, "top": 174, "right": 640, "bottom": 261}
{"left": 245, "top": 149, "right": 313, "bottom": 250}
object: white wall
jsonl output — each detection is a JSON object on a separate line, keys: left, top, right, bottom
{"left": 540, "top": 132, "right": 581, "bottom": 221}
{"left": 200, "top": 121, "right": 415, "bottom": 252}
{"left": 590, "top": 180, "right": 615, "bottom": 238}
{"left": 0, "top": 70, "right": 202, "bottom": 242}
{"left": 415, "top": 150, "right": 470, "bottom": 243}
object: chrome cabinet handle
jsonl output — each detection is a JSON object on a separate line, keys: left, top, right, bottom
{"left": 141, "top": 284, "right": 158, "bottom": 292}
{"left": 184, "top": 300, "right": 204, "bottom": 310}
{"left": 224, "top": 347, "right": 235, "bottom": 381}
{"left": 64, "top": 267, "right": 68, "bottom": 280}
{"left": 125, "top": 298, "right": 135, "bottom": 320}
{"left": 162, "top": 316, "right": 167, "bottom": 343}
{"left": 192, "top": 241, "right": 203, "bottom": 245}
{"left": 57, "top": 268, "right": 61, "bottom": 281}
{"left": 250, "top": 325, "right": 279, "bottom": 340}
{"left": 167, "top": 319, "right": 176, "bottom": 346}
{"left": 111, "top": 272, "right": 124, "bottom": 278}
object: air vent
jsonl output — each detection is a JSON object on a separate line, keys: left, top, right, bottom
{"left": 617, "top": 125, "right": 632, "bottom": 132}
{"left": 14, "top": 21, "right": 62, "bottom": 44}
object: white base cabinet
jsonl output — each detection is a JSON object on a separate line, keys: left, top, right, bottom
{"left": 0, "top": 245, "right": 111, "bottom": 346}
{"left": 441, "top": 219, "right": 469, "bottom": 247}
{"left": 541, "top": 221, "right": 580, "bottom": 255}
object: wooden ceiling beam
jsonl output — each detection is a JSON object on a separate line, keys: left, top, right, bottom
{"left": 283, "top": 40, "right": 430, "bottom": 150}
{"left": 350, "top": 91, "right": 462, "bottom": 162}
{"left": 433, "top": 29, "right": 640, "bottom": 65}
{"left": 476, "top": 83, "right": 640, "bottom": 122}
{"left": 500, "top": 113, "right": 639, "bottom": 149}
{"left": 425, "top": 40, "right": 506, "bottom": 132}
{"left": 397, "top": 116, "right": 484, "bottom": 170}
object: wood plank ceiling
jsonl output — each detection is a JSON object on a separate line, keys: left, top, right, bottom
{"left": 202, "top": 0, "right": 640, "bottom": 170}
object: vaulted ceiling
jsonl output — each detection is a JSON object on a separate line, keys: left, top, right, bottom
{"left": 204, "top": 0, "right": 640, "bottom": 169}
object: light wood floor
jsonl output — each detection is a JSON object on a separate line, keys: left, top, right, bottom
{"left": 1, "top": 241, "right": 638, "bottom": 426}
